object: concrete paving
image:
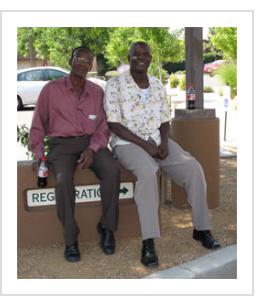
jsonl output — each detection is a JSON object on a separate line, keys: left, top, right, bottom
{"left": 144, "top": 244, "right": 237, "bottom": 279}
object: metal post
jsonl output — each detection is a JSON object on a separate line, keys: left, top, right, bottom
{"left": 224, "top": 111, "right": 227, "bottom": 141}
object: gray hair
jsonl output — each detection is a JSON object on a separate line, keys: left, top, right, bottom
{"left": 128, "top": 41, "right": 151, "bottom": 57}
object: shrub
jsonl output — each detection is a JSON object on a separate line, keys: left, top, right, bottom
{"left": 170, "top": 73, "right": 180, "bottom": 88}
{"left": 163, "top": 60, "right": 185, "bottom": 74}
{"left": 17, "top": 124, "right": 49, "bottom": 160}
{"left": 178, "top": 74, "right": 186, "bottom": 91}
{"left": 218, "top": 88, "right": 223, "bottom": 96}
{"left": 203, "top": 52, "right": 222, "bottom": 64}
{"left": 215, "top": 62, "right": 237, "bottom": 98}
{"left": 203, "top": 86, "right": 214, "bottom": 93}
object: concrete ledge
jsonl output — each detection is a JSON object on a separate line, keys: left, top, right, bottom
{"left": 144, "top": 245, "right": 237, "bottom": 279}
{"left": 174, "top": 109, "right": 216, "bottom": 120}
{"left": 17, "top": 161, "right": 141, "bottom": 247}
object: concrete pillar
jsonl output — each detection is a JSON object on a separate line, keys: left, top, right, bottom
{"left": 170, "top": 109, "right": 220, "bottom": 209}
{"left": 185, "top": 27, "right": 204, "bottom": 108}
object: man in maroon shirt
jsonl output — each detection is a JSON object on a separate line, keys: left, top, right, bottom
{"left": 29, "top": 47, "right": 120, "bottom": 263}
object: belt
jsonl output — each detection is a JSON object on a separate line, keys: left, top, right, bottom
{"left": 55, "top": 135, "right": 89, "bottom": 139}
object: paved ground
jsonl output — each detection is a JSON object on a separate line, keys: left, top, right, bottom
{"left": 17, "top": 157, "right": 237, "bottom": 279}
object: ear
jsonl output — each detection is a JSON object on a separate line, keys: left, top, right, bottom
{"left": 88, "top": 62, "right": 93, "bottom": 72}
{"left": 69, "top": 58, "right": 72, "bottom": 66}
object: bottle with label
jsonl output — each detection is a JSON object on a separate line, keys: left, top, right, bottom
{"left": 37, "top": 155, "right": 48, "bottom": 188}
{"left": 186, "top": 85, "right": 196, "bottom": 110}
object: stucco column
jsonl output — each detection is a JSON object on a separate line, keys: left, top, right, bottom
{"left": 185, "top": 27, "right": 204, "bottom": 108}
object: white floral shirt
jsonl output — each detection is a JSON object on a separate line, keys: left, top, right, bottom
{"left": 104, "top": 70, "right": 170, "bottom": 148}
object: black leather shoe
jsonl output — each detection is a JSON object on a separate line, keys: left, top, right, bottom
{"left": 141, "top": 239, "right": 159, "bottom": 267}
{"left": 97, "top": 222, "right": 115, "bottom": 255}
{"left": 64, "top": 242, "right": 81, "bottom": 263}
{"left": 193, "top": 230, "right": 221, "bottom": 249}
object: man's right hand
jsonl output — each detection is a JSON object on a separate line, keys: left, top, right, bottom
{"left": 77, "top": 148, "right": 94, "bottom": 169}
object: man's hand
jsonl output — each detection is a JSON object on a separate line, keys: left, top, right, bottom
{"left": 157, "top": 142, "right": 169, "bottom": 160}
{"left": 143, "top": 142, "right": 160, "bottom": 158}
{"left": 77, "top": 148, "right": 94, "bottom": 169}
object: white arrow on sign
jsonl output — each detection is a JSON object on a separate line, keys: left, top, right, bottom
{"left": 26, "top": 182, "right": 134, "bottom": 208}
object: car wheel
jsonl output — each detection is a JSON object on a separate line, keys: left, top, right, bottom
{"left": 17, "top": 96, "right": 23, "bottom": 111}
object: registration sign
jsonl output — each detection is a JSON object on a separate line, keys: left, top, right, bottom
{"left": 26, "top": 182, "right": 134, "bottom": 208}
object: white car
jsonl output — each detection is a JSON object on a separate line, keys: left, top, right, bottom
{"left": 17, "top": 66, "right": 106, "bottom": 110}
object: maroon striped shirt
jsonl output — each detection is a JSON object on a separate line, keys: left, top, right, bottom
{"left": 29, "top": 76, "right": 110, "bottom": 159}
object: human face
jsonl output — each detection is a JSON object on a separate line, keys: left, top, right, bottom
{"left": 129, "top": 44, "right": 152, "bottom": 74}
{"left": 70, "top": 50, "right": 93, "bottom": 79}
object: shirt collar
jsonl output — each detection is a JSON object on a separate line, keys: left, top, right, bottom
{"left": 65, "top": 76, "right": 92, "bottom": 96}
{"left": 124, "top": 70, "right": 151, "bottom": 90}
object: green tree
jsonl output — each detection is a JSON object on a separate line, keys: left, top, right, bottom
{"left": 209, "top": 27, "right": 237, "bottom": 60}
{"left": 17, "top": 27, "right": 184, "bottom": 81}
{"left": 17, "top": 27, "right": 114, "bottom": 68}
{"left": 105, "top": 27, "right": 184, "bottom": 82}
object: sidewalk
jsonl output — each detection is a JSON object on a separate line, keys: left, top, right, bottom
{"left": 145, "top": 245, "right": 237, "bottom": 279}
{"left": 17, "top": 157, "right": 237, "bottom": 279}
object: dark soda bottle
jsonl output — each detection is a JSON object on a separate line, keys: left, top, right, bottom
{"left": 186, "top": 85, "right": 196, "bottom": 110}
{"left": 37, "top": 155, "right": 48, "bottom": 187}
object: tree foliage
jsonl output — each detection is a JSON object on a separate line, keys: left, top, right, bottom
{"left": 209, "top": 27, "right": 237, "bottom": 60}
{"left": 17, "top": 27, "right": 114, "bottom": 68}
{"left": 105, "top": 27, "right": 184, "bottom": 81}
{"left": 17, "top": 27, "right": 184, "bottom": 81}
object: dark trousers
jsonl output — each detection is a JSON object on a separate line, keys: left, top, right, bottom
{"left": 48, "top": 135, "right": 120, "bottom": 246}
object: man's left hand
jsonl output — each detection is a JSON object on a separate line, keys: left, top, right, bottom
{"left": 77, "top": 148, "right": 94, "bottom": 169}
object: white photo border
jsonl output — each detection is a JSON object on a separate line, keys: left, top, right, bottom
{"left": 1, "top": 10, "right": 253, "bottom": 296}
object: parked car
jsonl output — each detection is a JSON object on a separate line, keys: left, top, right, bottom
{"left": 17, "top": 66, "right": 106, "bottom": 110}
{"left": 203, "top": 60, "right": 227, "bottom": 74}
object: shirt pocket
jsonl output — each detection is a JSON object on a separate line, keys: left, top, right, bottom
{"left": 85, "top": 112, "right": 98, "bottom": 130}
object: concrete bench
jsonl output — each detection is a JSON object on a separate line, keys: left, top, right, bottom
{"left": 17, "top": 161, "right": 143, "bottom": 247}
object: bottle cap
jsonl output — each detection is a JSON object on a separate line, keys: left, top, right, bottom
{"left": 41, "top": 155, "right": 47, "bottom": 161}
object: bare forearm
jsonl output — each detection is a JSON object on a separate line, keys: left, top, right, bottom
{"left": 159, "top": 122, "right": 170, "bottom": 144}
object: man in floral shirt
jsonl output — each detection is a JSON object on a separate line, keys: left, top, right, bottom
{"left": 104, "top": 41, "right": 220, "bottom": 267}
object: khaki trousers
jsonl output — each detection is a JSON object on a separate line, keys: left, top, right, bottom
{"left": 48, "top": 136, "right": 120, "bottom": 246}
{"left": 114, "top": 139, "right": 212, "bottom": 240}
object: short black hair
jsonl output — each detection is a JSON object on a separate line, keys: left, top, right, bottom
{"left": 70, "top": 46, "right": 93, "bottom": 61}
{"left": 128, "top": 41, "right": 151, "bottom": 57}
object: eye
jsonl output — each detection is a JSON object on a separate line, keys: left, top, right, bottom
{"left": 75, "top": 57, "right": 90, "bottom": 65}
